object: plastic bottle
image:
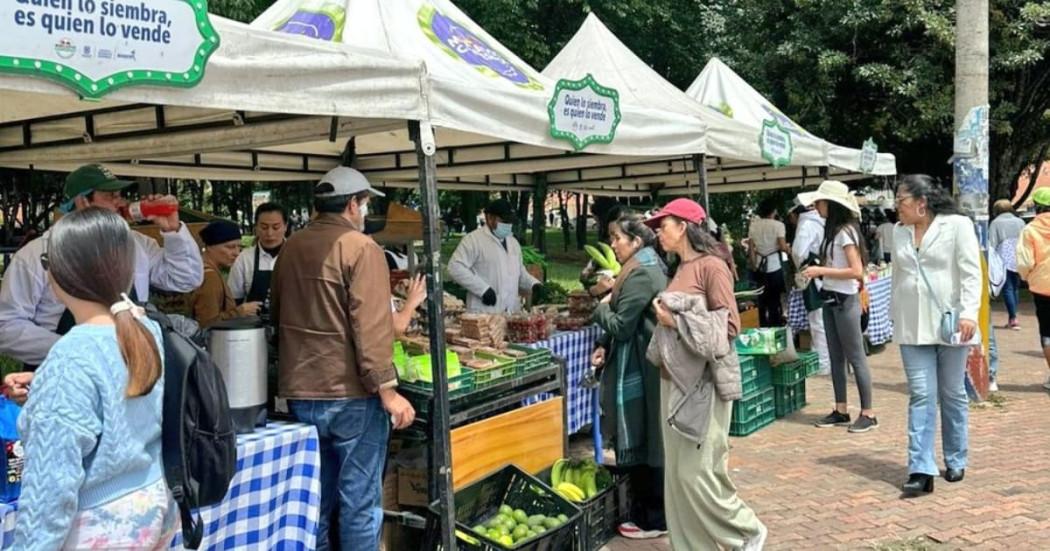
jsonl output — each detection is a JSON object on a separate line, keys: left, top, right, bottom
{"left": 123, "top": 199, "right": 179, "bottom": 223}
{"left": 0, "top": 396, "right": 23, "bottom": 503}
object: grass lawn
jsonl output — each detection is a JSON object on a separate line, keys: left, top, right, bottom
{"left": 439, "top": 228, "right": 596, "bottom": 291}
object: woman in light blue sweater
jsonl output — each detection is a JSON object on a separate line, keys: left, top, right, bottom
{"left": 9, "top": 208, "right": 177, "bottom": 550}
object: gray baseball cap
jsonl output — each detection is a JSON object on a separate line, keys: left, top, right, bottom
{"left": 315, "top": 166, "right": 385, "bottom": 198}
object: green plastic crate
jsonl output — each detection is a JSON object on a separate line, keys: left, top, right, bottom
{"left": 739, "top": 356, "right": 772, "bottom": 395}
{"left": 731, "top": 386, "right": 775, "bottom": 426}
{"left": 800, "top": 351, "right": 821, "bottom": 376}
{"left": 398, "top": 350, "right": 461, "bottom": 383}
{"left": 729, "top": 412, "right": 775, "bottom": 437}
{"left": 471, "top": 351, "right": 518, "bottom": 387}
{"left": 771, "top": 361, "right": 807, "bottom": 386}
{"left": 734, "top": 327, "right": 788, "bottom": 355}
{"left": 507, "top": 344, "right": 553, "bottom": 375}
{"left": 774, "top": 379, "right": 807, "bottom": 418}
{"left": 401, "top": 369, "right": 477, "bottom": 416}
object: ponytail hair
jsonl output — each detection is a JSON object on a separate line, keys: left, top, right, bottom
{"left": 48, "top": 208, "right": 161, "bottom": 397}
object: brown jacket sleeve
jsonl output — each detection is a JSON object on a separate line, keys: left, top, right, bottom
{"left": 192, "top": 268, "right": 239, "bottom": 329}
{"left": 699, "top": 257, "right": 741, "bottom": 340}
{"left": 345, "top": 239, "right": 396, "bottom": 393}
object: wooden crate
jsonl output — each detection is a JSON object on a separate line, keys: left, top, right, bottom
{"left": 450, "top": 397, "right": 563, "bottom": 489}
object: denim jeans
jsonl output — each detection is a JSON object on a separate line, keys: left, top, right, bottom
{"left": 900, "top": 345, "right": 969, "bottom": 475}
{"left": 290, "top": 397, "right": 389, "bottom": 551}
{"left": 1004, "top": 271, "right": 1021, "bottom": 320}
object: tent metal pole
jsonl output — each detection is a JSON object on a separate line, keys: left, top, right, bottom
{"left": 692, "top": 153, "right": 710, "bottom": 212}
{"left": 410, "top": 120, "right": 456, "bottom": 550}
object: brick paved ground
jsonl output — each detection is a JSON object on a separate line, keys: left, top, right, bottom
{"left": 603, "top": 300, "right": 1050, "bottom": 550}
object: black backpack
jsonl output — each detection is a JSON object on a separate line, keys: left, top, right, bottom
{"left": 147, "top": 308, "right": 238, "bottom": 549}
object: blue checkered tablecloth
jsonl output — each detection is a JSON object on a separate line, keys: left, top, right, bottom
{"left": 522, "top": 325, "right": 604, "bottom": 435}
{"left": 0, "top": 421, "right": 320, "bottom": 550}
{"left": 788, "top": 276, "right": 894, "bottom": 346}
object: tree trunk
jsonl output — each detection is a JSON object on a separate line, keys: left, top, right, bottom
{"left": 575, "top": 193, "right": 588, "bottom": 250}
{"left": 515, "top": 190, "right": 530, "bottom": 242}
{"left": 531, "top": 175, "right": 547, "bottom": 253}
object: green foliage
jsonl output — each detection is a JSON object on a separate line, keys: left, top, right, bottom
{"left": 520, "top": 246, "right": 549, "bottom": 268}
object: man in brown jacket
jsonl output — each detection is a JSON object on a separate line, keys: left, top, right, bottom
{"left": 271, "top": 166, "right": 414, "bottom": 551}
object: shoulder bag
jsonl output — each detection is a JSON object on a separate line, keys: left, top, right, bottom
{"left": 917, "top": 261, "right": 959, "bottom": 344}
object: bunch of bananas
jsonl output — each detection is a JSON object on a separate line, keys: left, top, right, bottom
{"left": 583, "top": 243, "right": 622, "bottom": 276}
{"left": 550, "top": 458, "right": 611, "bottom": 502}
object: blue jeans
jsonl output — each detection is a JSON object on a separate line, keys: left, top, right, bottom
{"left": 290, "top": 397, "right": 389, "bottom": 551}
{"left": 1004, "top": 270, "right": 1021, "bottom": 320}
{"left": 900, "top": 345, "right": 969, "bottom": 475}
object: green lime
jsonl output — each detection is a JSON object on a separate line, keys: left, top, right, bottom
{"left": 498, "top": 534, "right": 515, "bottom": 547}
{"left": 498, "top": 525, "right": 511, "bottom": 537}
{"left": 496, "top": 513, "right": 512, "bottom": 526}
{"left": 486, "top": 516, "right": 502, "bottom": 529}
{"left": 526, "top": 529, "right": 537, "bottom": 539}
{"left": 499, "top": 504, "right": 513, "bottom": 516}
{"left": 513, "top": 524, "right": 529, "bottom": 539}
{"left": 543, "top": 517, "right": 561, "bottom": 529}
{"left": 472, "top": 524, "right": 486, "bottom": 534}
{"left": 512, "top": 509, "right": 529, "bottom": 524}
{"left": 557, "top": 513, "right": 568, "bottom": 523}
{"left": 487, "top": 528, "right": 502, "bottom": 541}
{"left": 534, "top": 525, "right": 547, "bottom": 534}
{"left": 527, "top": 514, "right": 545, "bottom": 527}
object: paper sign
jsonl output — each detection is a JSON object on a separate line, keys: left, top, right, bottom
{"left": 860, "top": 138, "right": 878, "bottom": 174}
{"left": 547, "top": 74, "right": 621, "bottom": 151}
{"left": 0, "top": 0, "right": 220, "bottom": 99}
{"left": 759, "top": 119, "right": 793, "bottom": 168}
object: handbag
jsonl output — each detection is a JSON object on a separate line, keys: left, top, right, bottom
{"left": 917, "top": 261, "right": 959, "bottom": 344}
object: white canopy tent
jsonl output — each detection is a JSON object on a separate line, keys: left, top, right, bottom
{"left": 540, "top": 15, "right": 896, "bottom": 198}
{"left": 686, "top": 57, "right": 897, "bottom": 177}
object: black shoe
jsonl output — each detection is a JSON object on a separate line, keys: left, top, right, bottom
{"left": 902, "top": 473, "right": 934, "bottom": 495}
{"left": 848, "top": 414, "right": 879, "bottom": 433}
{"left": 945, "top": 468, "right": 965, "bottom": 483}
{"left": 814, "top": 410, "right": 851, "bottom": 428}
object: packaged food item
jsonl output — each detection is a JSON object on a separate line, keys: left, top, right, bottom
{"left": 0, "top": 396, "right": 23, "bottom": 503}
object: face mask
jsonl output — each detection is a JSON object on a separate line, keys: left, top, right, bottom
{"left": 493, "top": 222, "right": 513, "bottom": 240}
{"left": 358, "top": 200, "right": 369, "bottom": 219}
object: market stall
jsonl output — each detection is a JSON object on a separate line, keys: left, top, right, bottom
{"left": 0, "top": 421, "right": 321, "bottom": 550}
{"left": 787, "top": 267, "right": 895, "bottom": 347}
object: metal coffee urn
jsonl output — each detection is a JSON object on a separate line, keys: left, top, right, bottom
{"left": 208, "top": 318, "right": 268, "bottom": 434}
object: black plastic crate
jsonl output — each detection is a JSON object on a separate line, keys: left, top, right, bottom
{"left": 536, "top": 464, "right": 626, "bottom": 551}
{"left": 440, "top": 464, "right": 582, "bottom": 550}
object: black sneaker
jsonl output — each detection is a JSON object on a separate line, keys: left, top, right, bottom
{"left": 848, "top": 415, "right": 879, "bottom": 433}
{"left": 814, "top": 410, "right": 851, "bottom": 428}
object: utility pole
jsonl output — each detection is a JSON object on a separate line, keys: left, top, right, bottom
{"left": 953, "top": 0, "right": 990, "bottom": 401}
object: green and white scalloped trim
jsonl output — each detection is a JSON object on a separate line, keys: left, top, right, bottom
{"left": 0, "top": 0, "right": 221, "bottom": 100}
{"left": 546, "top": 73, "right": 621, "bottom": 151}
{"left": 759, "top": 118, "right": 794, "bottom": 168}
{"left": 417, "top": 4, "right": 543, "bottom": 92}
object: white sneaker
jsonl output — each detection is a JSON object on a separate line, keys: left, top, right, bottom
{"left": 989, "top": 380, "right": 999, "bottom": 393}
{"left": 741, "top": 522, "right": 767, "bottom": 551}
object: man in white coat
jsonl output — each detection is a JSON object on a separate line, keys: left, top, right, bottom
{"left": 448, "top": 199, "right": 541, "bottom": 313}
{"left": 0, "top": 164, "right": 204, "bottom": 368}
{"left": 791, "top": 202, "right": 831, "bottom": 375}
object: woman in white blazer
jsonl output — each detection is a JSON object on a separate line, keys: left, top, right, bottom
{"left": 890, "top": 175, "right": 982, "bottom": 496}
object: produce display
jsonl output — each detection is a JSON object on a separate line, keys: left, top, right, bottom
{"left": 583, "top": 243, "right": 621, "bottom": 276}
{"left": 566, "top": 290, "right": 596, "bottom": 316}
{"left": 506, "top": 312, "right": 551, "bottom": 343}
{"left": 460, "top": 314, "right": 508, "bottom": 348}
{"left": 550, "top": 458, "right": 613, "bottom": 503}
{"left": 470, "top": 505, "right": 569, "bottom": 548}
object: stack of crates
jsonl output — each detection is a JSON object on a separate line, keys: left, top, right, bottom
{"left": 729, "top": 328, "right": 789, "bottom": 436}
{"left": 770, "top": 351, "right": 819, "bottom": 418}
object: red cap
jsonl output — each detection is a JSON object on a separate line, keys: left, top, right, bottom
{"left": 645, "top": 198, "right": 707, "bottom": 228}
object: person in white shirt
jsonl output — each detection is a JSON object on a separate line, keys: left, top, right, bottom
{"left": 791, "top": 203, "right": 831, "bottom": 375}
{"left": 228, "top": 203, "right": 287, "bottom": 309}
{"left": 890, "top": 174, "right": 981, "bottom": 495}
{"left": 748, "top": 199, "right": 790, "bottom": 326}
{"left": 0, "top": 164, "right": 203, "bottom": 368}
{"left": 877, "top": 210, "right": 897, "bottom": 263}
{"left": 448, "top": 199, "right": 541, "bottom": 313}
{"left": 800, "top": 181, "right": 878, "bottom": 434}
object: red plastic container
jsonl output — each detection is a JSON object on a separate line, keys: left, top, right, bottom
{"left": 123, "top": 199, "right": 179, "bottom": 222}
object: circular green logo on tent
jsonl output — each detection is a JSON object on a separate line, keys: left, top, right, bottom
{"left": 417, "top": 5, "right": 542, "bottom": 91}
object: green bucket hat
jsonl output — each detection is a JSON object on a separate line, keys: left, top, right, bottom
{"left": 1033, "top": 188, "right": 1050, "bottom": 208}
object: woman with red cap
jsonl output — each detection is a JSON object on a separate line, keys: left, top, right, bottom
{"left": 646, "top": 198, "right": 767, "bottom": 550}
